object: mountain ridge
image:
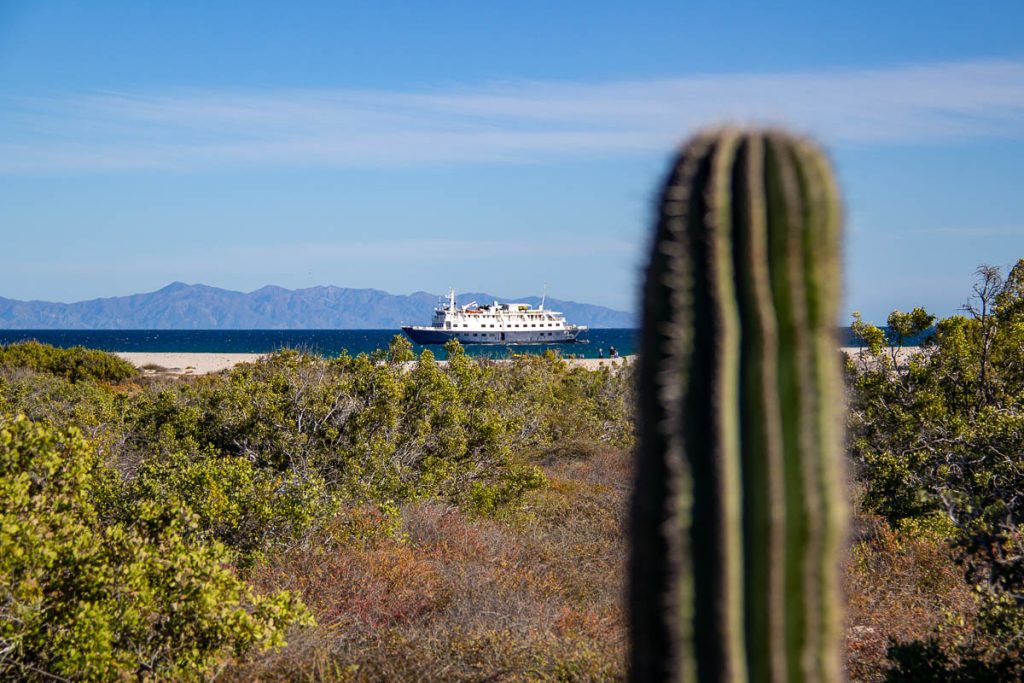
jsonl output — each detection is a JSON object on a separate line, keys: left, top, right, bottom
{"left": 0, "top": 283, "right": 635, "bottom": 329}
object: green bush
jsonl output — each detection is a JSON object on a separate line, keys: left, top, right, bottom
{"left": 0, "top": 367, "right": 125, "bottom": 435}
{"left": 121, "top": 344, "right": 565, "bottom": 514}
{"left": 0, "top": 340, "right": 137, "bottom": 383}
{"left": 0, "top": 333, "right": 637, "bottom": 680}
{"left": 848, "top": 260, "right": 1024, "bottom": 677}
{"left": 113, "top": 448, "right": 338, "bottom": 564}
{"left": 0, "top": 415, "right": 311, "bottom": 681}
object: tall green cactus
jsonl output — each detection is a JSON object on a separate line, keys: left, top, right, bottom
{"left": 630, "top": 128, "right": 845, "bottom": 683}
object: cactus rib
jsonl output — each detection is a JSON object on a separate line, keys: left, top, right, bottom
{"left": 631, "top": 127, "right": 845, "bottom": 683}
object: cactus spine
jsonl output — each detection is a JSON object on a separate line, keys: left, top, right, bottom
{"left": 630, "top": 128, "right": 845, "bottom": 683}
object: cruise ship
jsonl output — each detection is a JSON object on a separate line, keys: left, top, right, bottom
{"left": 402, "top": 290, "right": 588, "bottom": 345}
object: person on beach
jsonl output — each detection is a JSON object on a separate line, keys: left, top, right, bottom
{"left": 598, "top": 348, "right": 604, "bottom": 359}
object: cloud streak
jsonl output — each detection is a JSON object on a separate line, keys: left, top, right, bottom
{"left": 8, "top": 239, "right": 631, "bottom": 277}
{"left": 3, "top": 59, "right": 1024, "bottom": 172}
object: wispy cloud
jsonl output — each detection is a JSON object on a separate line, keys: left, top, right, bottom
{"left": 224, "top": 239, "right": 632, "bottom": 264}
{"left": 11, "top": 239, "right": 631, "bottom": 277}
{"left": 3, "top": 59, "right": 1024, "bottom": 173}
{"left": 906, "top": 226, "right": 1024, "bottom": 237}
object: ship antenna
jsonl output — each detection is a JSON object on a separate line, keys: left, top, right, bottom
{"left": 540, "top": 283, "right": 547, "bottom": 311}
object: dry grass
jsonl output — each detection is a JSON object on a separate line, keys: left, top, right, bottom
{"left": 222, "top": 444, "right": 629, "bottom": 682}
{"left": 222, "top": 444, "right": 973, "bottom": 682}
{"left": 844, "top": 516, "right": 975, "bottom": 682}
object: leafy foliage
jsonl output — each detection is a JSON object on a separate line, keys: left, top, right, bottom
{"left": 109, "top": 340, "right": 631, "bottom": 514}
{"left": 0, "top": 340, "right": 137, "bottom": 383}
{"left": 111, "top": 448, "right": 338, "bottom": 565}
{"left": 0, "top": 415, "right": 311, "bottom": 681}
{"left": 848, "top": 260, "right": 1024, "bottom": 678}
{"left": 0, "top": 338, "right": 635, "bottom": 679}
{"left": 223, "top": 444, "right": 633, "bottom": 682}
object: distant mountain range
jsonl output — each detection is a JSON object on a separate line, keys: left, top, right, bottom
{"left": 0, "top": 283, "right": 635, "bottom": 329}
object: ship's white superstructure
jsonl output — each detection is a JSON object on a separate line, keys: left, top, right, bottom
{"left": 402, "top": 290, "right": 588, "bottom": 345}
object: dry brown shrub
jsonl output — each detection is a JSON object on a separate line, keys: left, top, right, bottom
{"left": 223, "top": 443, "right": 631, "bottom": 682}
{"left": 844, "top": 515, "right": 975, "bottom": 682}
{"left": 224, "top": 442, "right": 976, "bottom": 682}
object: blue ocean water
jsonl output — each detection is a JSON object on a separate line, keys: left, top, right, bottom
{"left": 0, "top": 329, "right": 639, "bottom": 360}
{"left": 0, "top": 327, "right": 930, "bottom": 360}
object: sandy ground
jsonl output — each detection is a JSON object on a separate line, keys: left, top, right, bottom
{"left": 116, "top": 352, "right": 266, "bottom": 375}
{"left": 841, "top": 346, "right": 922, "bottom": 365}
{"left": 117, "top": 352, "right": 635, "bottom": 376}
{"left": 119, "top": 347, "right": 916, "bottom": 377}
{"left": 564, "top": 357, "right": 633, "bottom": 371}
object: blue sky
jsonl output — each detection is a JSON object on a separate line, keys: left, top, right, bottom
{"left": 1, "top": 1, "right": 1022, "bottom": 321}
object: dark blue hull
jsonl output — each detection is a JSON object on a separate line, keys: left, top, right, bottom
{"left": 402, "top": 326, "right": 584, "bottom": 345}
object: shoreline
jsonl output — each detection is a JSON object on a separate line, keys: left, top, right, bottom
{"left": 117, "top": 352, "right": 266, "bottom": 375}
{"left": 116, "top": 352, "right": 635, "bottom": 375}
{"left": 118, "top": 347, "right": 914, "bottom": 376}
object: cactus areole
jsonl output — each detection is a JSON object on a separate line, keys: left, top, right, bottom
{"left": 630, "top": 128, "right": 846, "bottom": 683}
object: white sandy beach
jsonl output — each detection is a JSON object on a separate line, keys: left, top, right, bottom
{"left": 117, "top": 349, "right": 916, "bottom": 377}
{"left": 841, "top": 346, "right": 921, "bottom": 365}
{"left": 116, "top": 352, "right": 266, "bottom": 375}
{"left": 116, "top": 352, "right": 635, "bottom": 375}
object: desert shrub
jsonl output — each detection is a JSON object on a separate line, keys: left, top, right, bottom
{"left": 844, "top": 516, "right": 974, "bottom": 682}
{"left": 0, "top": 340, "right": 137, "bottom": 383}
{"left": 109, "top": 448, "right": 339, "bottom": 565}
{"left": 490, "top": 349, "right": 634, "bottom": 453}
{"left": 0, "top": 367, "right": 126, "bottom": 438}
{"left": 0, "top": 337, "right": 637, "bottom": 680}
{"left": 0, "top": 415, "right": 311, "bottom": 681}
{"left": 223, "top": 449, "right": 632, "bottom": 682}
{"left": 848, "top": 261, "right": 1024, "bottom": 679}
{"left": 121, "top": 344, "right": 552, "bottom": 515}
